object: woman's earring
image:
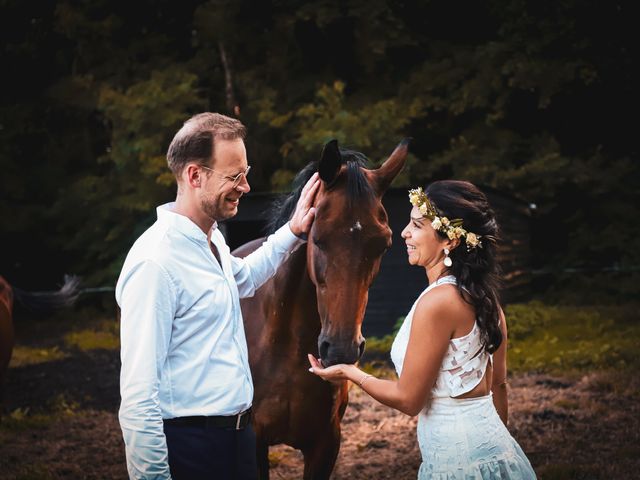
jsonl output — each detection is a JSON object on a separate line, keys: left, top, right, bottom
{"left": 443, "top": 248, "right": 452, "bottom": 267}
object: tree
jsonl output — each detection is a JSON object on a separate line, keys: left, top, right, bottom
{"left": 1, "top": 0, "right": 637, "bottom": 296}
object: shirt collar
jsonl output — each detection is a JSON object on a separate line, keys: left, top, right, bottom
{"left": 156, "top": 202, "right": 216, "bottom": 244}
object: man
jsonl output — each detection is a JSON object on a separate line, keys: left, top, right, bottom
{"left": 116, "top": 112, "right": 319, "bottom": 479}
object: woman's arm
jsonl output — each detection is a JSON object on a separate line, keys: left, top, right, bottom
{"left": 491, "top": 307, "right": 509, "bottom": 425}
{"left": 309, "top": 288, "right": 454, "bottom": 416}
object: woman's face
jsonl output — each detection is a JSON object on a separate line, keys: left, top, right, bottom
{"left": 401, "top": 206, "right": 448, "bottom": 268}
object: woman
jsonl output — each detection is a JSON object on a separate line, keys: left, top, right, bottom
{"left": 308, "top": 180, "right": 536, "bottom": 479}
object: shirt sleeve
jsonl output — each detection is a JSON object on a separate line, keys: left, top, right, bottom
{"left": 116, "top": 259, "right": 176, "bottom": 480}
{"left": 230, "top": 222, "right": 305, "bottom": 298}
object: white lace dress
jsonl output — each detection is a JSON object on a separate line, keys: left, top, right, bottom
{"left": 390, "top": 276, "right": 536, "bottom": 479}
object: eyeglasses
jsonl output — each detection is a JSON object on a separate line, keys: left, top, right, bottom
{"left": 200, "top": 165, "right": 251, "bottom": 188}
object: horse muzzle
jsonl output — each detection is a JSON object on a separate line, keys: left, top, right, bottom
{"left": 317, "top": 334, "right": 365, "bottom": 367}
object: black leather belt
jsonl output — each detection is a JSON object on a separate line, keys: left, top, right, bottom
{"left": 164, "top": 408, "right": 251, "bottom": 430}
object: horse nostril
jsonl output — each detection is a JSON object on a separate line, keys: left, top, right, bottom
{"left": 358, "top": 339, "right": 366, "bottom": 359}
{"left": 319, "top": 341, "right": 330, "bottom": 363}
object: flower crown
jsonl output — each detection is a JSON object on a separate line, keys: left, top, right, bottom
{"left": 408, "top": 188, "right": 482, "bottom": 250}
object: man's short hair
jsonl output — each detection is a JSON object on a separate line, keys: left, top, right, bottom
{"left": 167, "top": 113, "right": 247, "bottom": 177}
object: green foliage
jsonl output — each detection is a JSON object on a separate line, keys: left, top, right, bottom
{"left": 99, "top": 69, "right": 206, "bottom": 187}
{"left": 1, "top": 0, "right": 637, "bottom": 289}
{"left": 506, "top": 302, "right": 640, "bottom": 373}
{"left": 364, "top": 317, "right": 405, "bottom": 355}
{"left": 258, "top": 81, "right": 419, "bottom": 190}
{"left": 48, "top": 69, "right": 206, "bottom": 282}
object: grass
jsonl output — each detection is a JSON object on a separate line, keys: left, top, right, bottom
{"left": 0, "top": 393, "right": 80, "bottom": 433}
{"left": 10, "top": 308, "right": 120, "bottom": 367}
{"left": 363, "top": 302, "right": 640, "bottom": 375}
{"left": 9, "top": 345, "right": 67, "bottom": 367}
{"left": 63, "top": 319, "right": 120, "bottom": 351}
{"left": 506, "top": 302, "right": 640, "bottom": 374}
{"left": 24, "top": 302, "right": 638, "bottom": 377}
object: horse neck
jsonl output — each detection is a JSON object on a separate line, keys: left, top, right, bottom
{"left": 272, "top": 243, "right": 321, "bottom": 343}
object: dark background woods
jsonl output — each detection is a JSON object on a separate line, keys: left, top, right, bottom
{"left": 1, "top": 4, "right": 639, "bottom": 478}
{"left": 1, "top": 0, "right": 638, "bottom": 301}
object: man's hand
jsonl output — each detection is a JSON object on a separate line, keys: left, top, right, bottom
{"left": 289, "top": 172, "right": 320, "bottom": 238}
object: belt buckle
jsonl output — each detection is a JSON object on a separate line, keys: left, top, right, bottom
{"left": 235, "top": 410, "right": 244, "bottom": 430}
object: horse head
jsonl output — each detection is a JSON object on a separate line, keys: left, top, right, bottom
{"left": 307, "top": 139, "right": 409, "bottom": 367}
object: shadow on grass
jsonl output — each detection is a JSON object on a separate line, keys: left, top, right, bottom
{"left": 4, "top": 348, "right": 120, "bottom": 414}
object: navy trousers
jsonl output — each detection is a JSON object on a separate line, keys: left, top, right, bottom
{"left": 163, "top": 421, "right": 258, "bottom": 480}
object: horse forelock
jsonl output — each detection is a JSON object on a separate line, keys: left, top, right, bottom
{"left": 265, "top": 148, "right": 375, "bottom": 234}
{"left": 265, "top": 162, "right": 319, "bottom": 234}
{"left": 350, "top": 162, "right": 375, "bottom": 203}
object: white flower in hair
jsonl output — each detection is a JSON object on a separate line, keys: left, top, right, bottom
{"left": 466, "top": 232, "right": 481, "bottom": 248}
{"left": 407, "top": 187, "right": 483, "bottom": 250}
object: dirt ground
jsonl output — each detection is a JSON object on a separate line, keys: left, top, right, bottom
{"left": 1, "top": 342, "right": 639, "bottom": 480}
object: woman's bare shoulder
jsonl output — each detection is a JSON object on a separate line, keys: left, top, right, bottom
{"left": 413, "top": 284, "right": 474, "bottom": 335}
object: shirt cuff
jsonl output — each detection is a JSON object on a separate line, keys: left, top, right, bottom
{"left": 274, "top": 222, "right": 306, "bottom": 251}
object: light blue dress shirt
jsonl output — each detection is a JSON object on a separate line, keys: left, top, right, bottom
{"left": 116, "top": 202, "right": 303, "bottom": 479}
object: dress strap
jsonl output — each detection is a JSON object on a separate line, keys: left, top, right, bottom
{"left": 411, "top": 276, "right": 457, "bottom": 307}
{"left": 426, "top": 275, "right": 457, "bottom": 291}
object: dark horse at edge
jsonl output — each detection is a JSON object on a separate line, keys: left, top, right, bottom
{"left": 233, "top": 139, "right": 408, "bottom": 479}
{"left": 0, "top": 275, "right": 80, "bottom": 401}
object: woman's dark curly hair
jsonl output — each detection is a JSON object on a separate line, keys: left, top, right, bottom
{"left": 425, "top": 180, "right": 502, "bottom": 354}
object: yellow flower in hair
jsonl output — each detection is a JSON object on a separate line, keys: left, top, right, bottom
{"left": 446, "top": 229, "right": 456, "bottom": 240}
{"left": 431, "top": 218, "right": 442, "bottom": 230}
{"left": 418, "top": 203, "right": 430, "bottom": 216}
{"left": 408, "top": 189, "right": 422, "bottom": 207}
{"left": 454, "top": 227, "right": 465, "bottom": 239}
{"left": 441, "top": 217, "right": 450, "bottom": 226}
{"left": 466, "top": 232, "right": 479, "bottom": 247}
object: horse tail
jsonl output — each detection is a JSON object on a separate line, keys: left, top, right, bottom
{"left": 12, "top": 275, "right": 81, "bottom": 313}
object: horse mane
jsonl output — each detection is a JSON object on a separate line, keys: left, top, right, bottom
{"left": 265, "top": 148, "right": 373, "bottom": 235}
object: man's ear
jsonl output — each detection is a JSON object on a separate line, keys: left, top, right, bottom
{"left": 184, "top": 163, "right": 202, "bottom": 188}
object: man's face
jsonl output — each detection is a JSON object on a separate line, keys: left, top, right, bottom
{"left": 198, "top": 138, "right": 250, "bottom": 222}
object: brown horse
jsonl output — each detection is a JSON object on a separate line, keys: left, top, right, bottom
{"left": 233, "top": 139, "right": 408, "bottom": 479}
{"left": 0, "top": 275, "right": 80, "bottom": 401}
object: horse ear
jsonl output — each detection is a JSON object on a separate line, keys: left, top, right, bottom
{"left": 318, "top": 139, "right": 342, "bottom": 185}
{"left": 373, "top": 138, "right": 411, "bottom": 194}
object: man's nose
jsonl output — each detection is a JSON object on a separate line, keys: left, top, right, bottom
{"left": 236, "top": 177, "right": 250, "bottom": 193}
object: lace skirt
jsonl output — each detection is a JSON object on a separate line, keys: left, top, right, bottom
{"left": 417, "top": 394, "right": 536, "bottom": 479}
